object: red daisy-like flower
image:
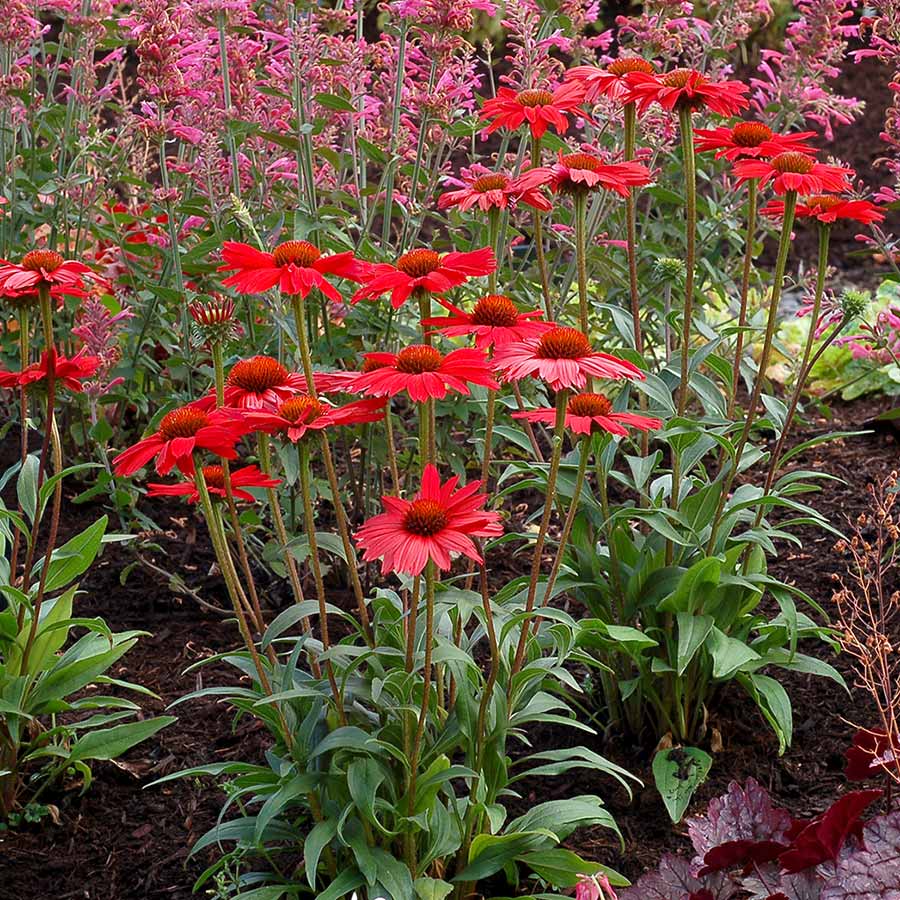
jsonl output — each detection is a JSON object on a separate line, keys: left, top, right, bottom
{"left": 624, "top": 67, "right": 749, "bottom": 117}
{"left": 194, "top": 355, "right": 309, "bottom": 411}
{"left": 0, "top": 249, "right": 94, "bottom": 297}
{"left": 760, "top": 194, "right": 885, "bottom": 225}
{"left": 565, "top": 57, "right": 656, "bottom": 104}
{"left": 513, "top": 392, "right": 662, "bottom": 437}
{"left": 147, "top": 464, "right": 281, "bottom": 504}
{"left": 351, "top": 247, "right": 495, "bottom": 310}
{"left": 694, "top": 122, "right": 817, "bottom": 161}
{"left": 246, "top": 395, "right": 386, "bottom": 442}
{"left": 422, "top": 294, "right": 553, "bottom": 350}
{"left": 733, "top": 152, "right": 854, "bottom": 196}
{"left": 0, "top": 347, "right": 102, "bottom": 393}
{"left": 533, "top": 151, "right": 653, "bottom": 197}
{"left": 218, "top": 240, "right": 368, "bottom": 301}
{"left": 492, "top": 326, "right": 644, "bottom": 391}
{"left": 438, "top": 169, "right": 551, "bottom": 213}
{"left": 113, "top": 405, "right": 248, "bottom": 477}
{"left": 479, "top": 82, "right": 586, "bottom": 139}
{"left": 349, "top": 345, "right": 498, "bottom": 403}
{"left": 355, "top": 463, "right": 503, "bottom": 576}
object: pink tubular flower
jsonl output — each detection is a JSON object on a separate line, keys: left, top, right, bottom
{"left": 533, "top": 151, "right": 653, "bottom": 197}
{"left": 733, "top": 152, "right": 854, "bottom": 195}
{"left": 514, "top": 392, "right": 661, "bottom": 437}
{"left": 479, "top": 82, "right": 586, "bottom": 138}
{"left": 113, "top": 405, "right": 248, "bottom": 477}
{"left": 761, "top": 194, "right": 885, "bottom": 225}
{"left": 565, "top": 57, "right": 656, "bottom": 105}
{"left": 349, "top": 345, "right": 498, "bottom": 402}
{"left": 0, "top": 249, "right": 93, "bottom": 296}
{"left": 438, "top": 169, "right": 551, "bottom": 213}
{"left": 245, "top": 395, "right": 386, "bottom": 442}
{"left": 148, "top": 464, "right": 280, "bottom": 504}
{"left": 694, "top": 122, "right": 817, "bottom": 161}
{"left": 492, "top": 327, "right": 644, "bottom": 391}
{"left": 354, "top": 463, "right": 503, "bottom": 576}
{"left": 0, "top": 347, "right": 101, "bottom": 393}
{"left": 352, "top": 247, "right": 495, "bottom": 309}
{"left": 423, "top": 294, "right": 553, "bottom": 350}
{"left": 218, "top": 240, "right": 367, "bottom": 301}
{"left": 624, "top": 67, "right": 749, "bottom": 116}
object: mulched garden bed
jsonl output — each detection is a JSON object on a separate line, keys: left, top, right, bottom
{"left": 1, "top": 393, "right": 898, "bottom": 900}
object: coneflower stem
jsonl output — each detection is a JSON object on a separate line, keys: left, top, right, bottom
{"left": 706, "top": 191, "right": 798, "bottom": 554}
{"left": 298, "top": 440, "right": 346, "bottom": 724}
{"left": 574, "top": 191, "right": 589, "bottom": 336}
{"left": 488, "top": 208, "right": 501, "bottom": 294}
{"left": 531, "top": 134, "right": 553, "bottom": 319}
{"left": 510, "top": 390, "right": 568, "bottom": 683}
{"left": 406, "top": 559, "right": 437, "bottom": 874}
{"left": 729, "top": 179, "right": 759, "bottom": 416}
{"left": 675, "top": 107, "right": 697, "bottom": 417}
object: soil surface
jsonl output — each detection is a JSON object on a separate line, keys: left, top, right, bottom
{"left": 1, "top": 394, "right": 898, "bottom": 900}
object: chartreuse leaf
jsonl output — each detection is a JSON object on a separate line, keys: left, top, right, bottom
{"left": 519, "top": 848, "right": 628, "bottom": 888}
{"left": 740, "top": 673, "right": 793, "bottom": 754}
{"left": 652, "top": 747, "right": 712, "bottom": 823}
{"left": 454, "top": 831, "right": 553, "bottom": 882}
{"left": 414, "top": 877, "right": 454, "bottom": 900}
{"left": 33, "top": 516, "right": 107, "bottom": 593}
{"left": 68, "top": 716, "right": 175, "bottom": 761}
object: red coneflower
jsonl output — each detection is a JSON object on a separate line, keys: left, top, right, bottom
{"left": 513, "top": 392, "right": 662, "bottom": 437}
{"left": 218, "top": 240, "right": 368, "bottom": 300}
{"left": 355, "top": 463, "right": 503, "bottom": 576}
{"left": 694, "top": 122, "right": 817, "bottom": 161}
{"left": 733, "top": 152, "right": 854, "bottom": 195}
{"left": 624, "top": 67, "right": 749, "bottom": 117}
{"left": 349, "top": 345, "right": 498, "bottom": 402}
{"left": 533, "top": 151, "right": 653, "bottom": 197}
{"left": 113, "top": 405, "right": 248, "bottom": 477}
{"left": 438, "top": 169, "right": 551, "bottom": 213}
{"left": 492, "top": 326, "right": 644, "bottom": 391}
{"left": 351, "top": 247, "right": 495, "bottom": 309}
{"left": 0, "top": 249, "right": 94, "bottom": 296}
{"left": 147, "top": 464, "right": 280, "bottom": 504}
{"left": 565, "top": 57, "right": 656, "bottom": 104}
{"left": 246, "top": 395, "right": 386, "bottom": 442}
{"left": 479, "top": 83, "right": 586, "bottom": 139}
{"left": 194, "top": 355, "right": 308, "bottom": 411}
{"left": 761, "top": 194, "right": 885, "bottom": 225}
{"left": 0, "top": 347, "right": 101, "bottom": 393}
{"left": 423, "top": 294, "right": 554, "bottom": 350}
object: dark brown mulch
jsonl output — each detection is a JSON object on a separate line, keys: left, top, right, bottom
{"left": 0, "top": 393, "right": 897, "bottom": 900}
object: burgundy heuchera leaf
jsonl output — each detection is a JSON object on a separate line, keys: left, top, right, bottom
{"left": 845, "top": 730, "right": 899, "bottom": 782}
{"left": 698, "top": 838, "right": 789, "bottom": 876}
{"left": 780, "top": 790, "right": 883, "bottom": 874}
{"left": 821, "top": 811, "right": 900, "bottom": 899}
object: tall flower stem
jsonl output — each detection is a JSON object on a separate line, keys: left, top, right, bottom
{"left": 530, "top": 434, "right": 590, "bottom": 637}
{"left": 624, "top": 102, "right": 650, "bottom": 460}
{"left": 728, "top": 179, "right": 759, "bottom": 416}
{"left": 706, "top": 191, "right": 798, "bottom": 554}
{"left": 675, "top": 107, "right": 697, "bottom": 417}
{"left": 530, "top": 134, "right": 553, "bottom": 319}
{"left": 257, "top": 433, "right": 320, "bottom": 679}
{"left": 510, "top": 390, "right": 568, "bottom": 682}
{"left": 298, "top": 441, "right": 346, "bottom": 724}
{"left": 405, "top": 558, "right": 437, "bottom": 875}
{"left": 217, "top": 11, "right": 241, "bottom": 198}
{"left": 211, "top": 341, "right": 266, "bottom": 634}
{"left": 487, "top": 208, "right": 501, "bottom": 294}
{"left": 194, "top": 464, "right": 272, "bottom": 696}
{"left": 623, "top": 103, "right": 642, "bottom": 356}
{"left": 760, "top": 224, "right": 832, "bottom": 502}
{"left": 9, "top": 308, "right": 31, "bottom": 582}
{"left": 574, "top": 191, "right": 590, "bottom": 336}
{"left": 289, "top": 291, "right": 373, "bottom": 640}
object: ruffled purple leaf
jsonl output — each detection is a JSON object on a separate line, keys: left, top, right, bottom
{"left": 821, "top": 812, "right": 900, "bottom": 899}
